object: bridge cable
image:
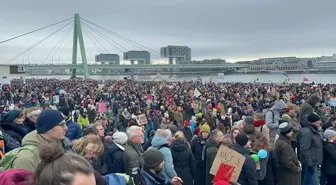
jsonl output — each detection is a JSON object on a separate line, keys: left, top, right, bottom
{"left": 3, "top": 20, "right": 73, "bottom": 64}
{"left": 42, "top": 24, "right": 73, "bottom": 64}
{"left": 81, "top": 18, "right": 160, "bottom": 55}
{"left": 82, "top": 24, "right": 109, "bottom": 54}
{"left": 0, "top": 17, "right": 73, "bottom": 44}
{"left": 81, "top": 21, "right": 127, "bottom": 52}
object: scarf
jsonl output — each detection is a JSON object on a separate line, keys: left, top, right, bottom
{"left": 253, "top": 119, "right": 265, "bottom": 127}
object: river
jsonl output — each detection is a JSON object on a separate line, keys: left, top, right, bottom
{"left": 23, "top": 73, "right": 336, "bottom": 84}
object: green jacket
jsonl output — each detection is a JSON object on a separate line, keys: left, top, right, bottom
{"left": 12, "top": 130, "right": 72, "bottom": 172}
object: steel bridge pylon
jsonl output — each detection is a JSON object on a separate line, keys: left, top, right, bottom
{"left": 71, "top": 13, "right": 89, "bottom": 78}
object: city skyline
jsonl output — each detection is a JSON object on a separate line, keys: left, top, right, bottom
{"left": 1, "top": 0, "right": 336, "bottom": 64}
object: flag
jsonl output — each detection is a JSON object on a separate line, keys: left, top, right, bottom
{"left": 282, "top": 71, "right": 289, "bottom": 78}
{"left": 303, "top": 77, "right": 309, "bottom": 82}
{"left": 193, "top": 88, "right": 201, "bottom": 98}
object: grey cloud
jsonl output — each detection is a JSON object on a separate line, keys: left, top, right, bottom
{"left": 1, "top": 0, "right": 336, "bottom": 63}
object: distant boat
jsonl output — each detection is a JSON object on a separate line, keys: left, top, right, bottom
{"left": 265, "top": 69, "right": 282, "bottom": 73}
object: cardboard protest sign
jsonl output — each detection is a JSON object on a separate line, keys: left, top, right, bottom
{"left": 135, "top": 114, "right": 148, "bottom": 125}
{"left": 219, "top": 103, "right": 225, "bottom": 116}
{"left": 210, "top": 145, "right": 246, "bottom": 182}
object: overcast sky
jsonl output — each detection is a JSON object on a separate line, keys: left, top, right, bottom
{"left": 1, "top": 0, "right": 336, "bottom": 64}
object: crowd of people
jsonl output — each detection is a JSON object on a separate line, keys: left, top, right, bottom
{"left": 0, "top": 78, "right": 335, "bottom": 185}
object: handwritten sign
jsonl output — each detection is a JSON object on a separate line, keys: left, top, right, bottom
{"left": 135, "top": 114, "right": 148, "bottom": 125}
{"left": 210, "top": 145, "right": 246, "bottom": 182}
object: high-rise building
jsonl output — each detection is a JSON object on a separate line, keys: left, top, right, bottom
{"left": 95, "top": 54, "right": 120, "bottom": 65}
{"left": 160, "top": 45, "right": 191, "bottom": 64}
{"left": 123, "top": 51, "right": 151, "bottom": 64}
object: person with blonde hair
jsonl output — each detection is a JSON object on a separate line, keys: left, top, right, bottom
{"left": 72, "top": 134, "right": 104, "bottom": 160}
{"left": 171, "top": 131, "right": 196, "bottom": 185}
{"left": 23, "top": 107, "right": 41, "bottom": 133}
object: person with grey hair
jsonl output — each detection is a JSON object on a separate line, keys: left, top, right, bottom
{"left": 123, "top": 126, "right": 144, "bottom": 177}
{"left": 23, "top": 107, "right": 41, "bottom": 133}
{"left": 150, "top": 129, "right": 177, "bottom": 183}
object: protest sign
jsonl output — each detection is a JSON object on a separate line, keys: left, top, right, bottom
{"left": 210, "top": 145, "right": 246, "bottom": 182}
{"left": 135, "top": 114, "right": 148, "bottom": 125}
{"left": 53, "top": 95, "right": 59, "bottom": 104}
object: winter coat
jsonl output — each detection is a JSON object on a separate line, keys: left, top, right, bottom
{"left": 253, "top": 119, "right": 270, "bottom": 143}
{"left": 123, "top": 140, "right": 144, "bottom": 176}
{"left": 299, "top": 94, "right": 320, "bottom": 127}
{"left": 106, "top": 142, "right": 125, "bottom": 174}
{"left": 205, "top": 138, "right": 220, "bottom": 185}
{"left": 171, "top": 139, "right": 195, "bottom": 185}
{"left": 181, "top": 127, "right": 192, "bottom": 143}
{"left": 0, "top": 123, "right": 29, "bottom": 144}
{"left": 150, "top": 134, "right": 177, "bottom": 181}
{"left": 274, "top": 135, "right": 301, "bottom": 185}
{"left": 77, "top": 114, "right": 89, "bottom": 128}
{"left": 23, "top": 118, "right": 36, "bottom": 133}
{"left": 257, "top": 151, "right": 280, "bottom": 185}
{"left": 298, "top": 124, "right": 323, "bottom": 166}
{"left": 265, "top": 100, "right": 287, "bottom": 148}
{"left": 141, "top": 168, "right": 170, "bottom": 185}
{"left": 12, "top": 130, "right": 72, "bottom": 172}
{"left": 65, "top": 120, "right": 82, "bottom": 141}
{"left": 191, "top": 135, "right": 208, "bottom": 185}
{"left": 232, "top": 144, "right": 258, "bottom": 185}
{"left": 322, "top": 141, "right": 336, "bottom": 175}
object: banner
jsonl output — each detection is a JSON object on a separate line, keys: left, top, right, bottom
{"left": 194, "top": 88, "right": 201, "bottom": 98}
{"left": 210, "top": 145, "right": 246, "bottom": 182}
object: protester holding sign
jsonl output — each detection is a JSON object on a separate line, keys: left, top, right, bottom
{"left": 233, "top": 133, "right": 258, "bottom": 185}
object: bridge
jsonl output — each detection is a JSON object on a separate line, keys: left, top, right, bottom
{"left": 25, "top": 63, "right": 249, "bottom": 70}
{"left": 0, "top": 14, "right": 249, "bottom": 78}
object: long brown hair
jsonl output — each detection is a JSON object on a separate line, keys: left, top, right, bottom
{"left": 34, "top": 142, "right": 94, "bottom": 185}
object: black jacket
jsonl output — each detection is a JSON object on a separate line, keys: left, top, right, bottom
{"left": 181, "top": 127, "right": 192, "bottom": 143}
{"left": 233, "top": 144, "right": 258, "bottom": 185}
{"left": 0, "top": 122, "right": 28, "bottom": 144}
{"left": 205, "top": 138, "right": 220, "bottom": 185}
{"left": 322, "top": 141, "right": 336, "bottom": 175}
{"left": 106, "top": 142, "right": 125, "bottom": 174}
{"left": 299, "top": 94, "right": 320, "bottom": 127}
{"left": 298, "top": 124, "right": 323, "bottom": 166}
{"left": 257, "top": 151, "right": 280, "bottom": 185}
{"left": 171, "top": 139, "right": 195, "bottom": 185}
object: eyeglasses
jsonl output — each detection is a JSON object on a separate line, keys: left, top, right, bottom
{"left": 57, "top": 122, "right": 67, "bottom": 128}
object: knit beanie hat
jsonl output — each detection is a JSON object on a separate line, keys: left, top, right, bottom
{"left": 184, "top": 120, "right": 190, "bottom": 127}
{"left": 324, "top": 129, "right": 336, "bottom": 140}
{"left": 308, "top": 113, "right": 321, "bottom": 123}
{"left": 200, "top": 124, "right": 211, "bottom": 134}
{"left": 0, "top": 168, "right": 33, "bottom": 185}
{"left": 112, "top": 132, "right": 128, "bottom": 145}
{"left": 3, "top": 110, "right": 21, "bottom": 123}
{"left": 36, "top": 109, "right": 65, "bottom": 133}
{"left": 244, "top": 116, "right": 254, "bottom": 125}
{"left": 143, "top": 149, "right": 164, "bottom": 168}
{"left": 235, "top": 133, "right": 249, "bottom": 146}
{"left": 279, "top": 122, "right": 293, "bottom": 135}
{"left": 169, "top": 125, "right": 178, "bottom": 136}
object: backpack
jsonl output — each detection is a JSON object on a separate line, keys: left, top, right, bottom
{"left": 265, "top": 109, "right": 275, "bottom": 123}
{"left": 0, "top": 145, "right": 36, "bottom": 170}
{"left": 104, "top": 173, "right": 134, "bottom": 185}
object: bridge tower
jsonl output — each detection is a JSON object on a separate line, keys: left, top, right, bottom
{"left": 72, "top": 14, "right": 89, "bottom": 78}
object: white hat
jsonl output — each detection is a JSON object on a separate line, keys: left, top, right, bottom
{"left": 113, "top": 132, "right": 128, "bottom": 145}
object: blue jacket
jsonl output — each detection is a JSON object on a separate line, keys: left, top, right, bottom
{"left": 150, "top": 135, "right": 177, "bottom": 181}
{"left": 106, "top": 142, "right": 125, "bottom": 174}
{"left": 65, "top": 120, "right": 82, "bottom": 141}
{"left": 141, "top": 169, "right": 171, "bottom": 185}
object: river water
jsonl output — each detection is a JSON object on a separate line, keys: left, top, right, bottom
{"left": 25, "top": 73, "right": 336, "bottom": 84}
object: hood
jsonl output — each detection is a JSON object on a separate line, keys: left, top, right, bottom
{"left": 22, "top": 130, "right": 47, "bottom": 146}
{"left": 205, "top": 137, "right": 220, "bottom": 148}
{"left": 306, "top": 94, "right": 320, "bottom": 107}
{"left": 243, "top": 124, "right": 256, "bottom": 135}
{"left": 253, "top": 120, "right": 265, "bottom": 127}
{"left": 151, "top": 134, "right": 168, "bottom": 147}
{"left": 107, "top": 142, "right": 124, "bottom": 153}
{"left": 1, "top": 123, "right": 28, "bottom": 137}
{"left": 271, "top": 100, "right": 287, "bottom": 111}
{"left": 171, "top": 139, "right": 189, "bottom": 152}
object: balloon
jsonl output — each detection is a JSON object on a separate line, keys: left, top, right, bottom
{"left": 251, "top": 154, "right": 259, "bottom": 162}
{"left": 258, "top": 149, "right": 268, "bottom": 159}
